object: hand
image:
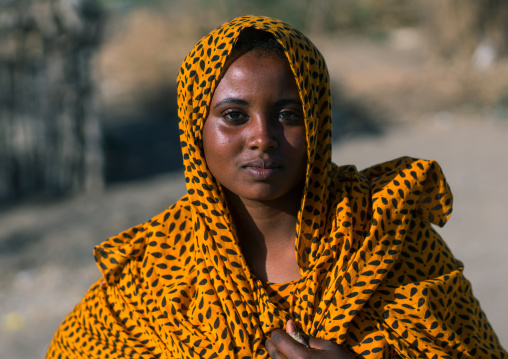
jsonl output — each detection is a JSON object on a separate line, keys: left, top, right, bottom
{"left": 265, "top": 320, "right": 354, "bottom": 359}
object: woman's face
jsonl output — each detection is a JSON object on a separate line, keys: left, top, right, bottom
{"left": 203, "top": 50, "right": 307, "bottom": 204}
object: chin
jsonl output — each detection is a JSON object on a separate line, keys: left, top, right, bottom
{"left": 241, "top": 184, "right": 304, "bottom": 203}
{"left": 242, "top": 192, "right": 284, "bottom": 202}
{"left": 224, "top": 185, "right": 284, "bottom": 203}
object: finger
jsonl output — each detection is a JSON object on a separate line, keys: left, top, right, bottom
{"left": 308, "top": 336, "right": 339, "bottom": 351}
{"left": 307, "top": 335, "right": 342, "bottom": 351}
{"left": 265, "top": 338, "right": 288, "bottom": 359}
{"left": 285, "top": 319, "right": 297, "bottom": 334}
{"left": 285, "top": 320, "right": 310, "bottom": 347}
{"left": 270, "top": 329, "right": 310, "bottom": 356}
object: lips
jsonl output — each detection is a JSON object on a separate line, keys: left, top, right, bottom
{"left": 242, "top": 158, "right": 282, "bottom": 169}
{"left": 241, "top": 158, "right": 283, "bottom": 180}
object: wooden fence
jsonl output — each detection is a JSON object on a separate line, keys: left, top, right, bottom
{"left": 0, "top": 0, "right": 103, "bottom": 203}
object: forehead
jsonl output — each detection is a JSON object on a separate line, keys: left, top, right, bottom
{"left": 226, "top": 50, "right": 291, "bottom": 75}
{"left": 212, "top": 50, "right": 299, "bottom": 101}
{"left": 220, "top": 47, "right": 290, "bottom": 79}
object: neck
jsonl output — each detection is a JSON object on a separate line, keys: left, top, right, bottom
{"left": 224, "top": 184, "right": 304, "bottom": 282}
{"left": 224, "top": 186, "right": 302, "bottom": 242}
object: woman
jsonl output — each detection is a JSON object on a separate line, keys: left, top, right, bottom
{"left": 47, "top": 16, "right": 506, "bottom": 359}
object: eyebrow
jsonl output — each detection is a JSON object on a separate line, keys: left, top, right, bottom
{"left": 213, "top": 98, "right": 302, "bottom": 109}
{"left": 213, "top": 98, "right": 248, "bottom": 109}
{"left": 275, "top": 99, "right": 302, "bottom": 107}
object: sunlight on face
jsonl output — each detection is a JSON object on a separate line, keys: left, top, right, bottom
{"left": 203, "top": 50, "right": 307, "bottom": 204}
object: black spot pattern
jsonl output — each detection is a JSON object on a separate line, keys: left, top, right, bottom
{"left": 46, "top": 16, "right": 507, "bottom": 359}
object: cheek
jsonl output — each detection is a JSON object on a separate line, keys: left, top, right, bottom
{"left": 203, "top": 122, "right": 239, "bottom": 167}
{"left": 287, "top": 128, "right": 308, "bottom": 161}
{"left": 202, "top": 121, "right": 217, "bottom": 166}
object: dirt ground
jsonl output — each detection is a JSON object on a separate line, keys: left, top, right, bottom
{"left": 1, "top": 20, "right": 508, "bottom": 358}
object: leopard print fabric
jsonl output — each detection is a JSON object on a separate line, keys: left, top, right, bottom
{"left": 46, "top": 16, "right": 506, "bottom": 359}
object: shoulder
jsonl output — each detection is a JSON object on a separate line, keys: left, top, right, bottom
{"left": 332, "top": 157, "right": 452, "bottom": 227}
{"left": 360, "top": 156, "right": 446, "bottom": 183}
{"left": 365, "top": 157, "right": 453, "bottom": 227}
{"left": 94, "top": 194, "right": 193, "bottom": 284}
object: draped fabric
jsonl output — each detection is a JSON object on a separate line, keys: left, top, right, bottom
{"left": 47, "top": 16, "right": 506, "bottom": 359}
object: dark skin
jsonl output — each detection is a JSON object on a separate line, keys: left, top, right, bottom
{"left": 203, "top": 50, "right": 354, "bottom": 358}
{"left": 266, "top": 320, "right": 353, "bottom": 359}
{"left": 224, "top": 184, "right": 304, "bottom": 282}
{"left": 203, "top": 50, "right": 305, "bottom": 283}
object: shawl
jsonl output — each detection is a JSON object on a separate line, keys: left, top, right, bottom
{"left": 47, "top": 16, "right": 506, "bottom": 359}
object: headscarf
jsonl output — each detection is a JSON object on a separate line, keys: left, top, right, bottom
{"left": 47, "top": 16, "right": 506, "bottom": 359}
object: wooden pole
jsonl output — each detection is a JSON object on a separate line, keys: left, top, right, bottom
{"left": 0, "top": 0, "right": 104, "bottom": 203}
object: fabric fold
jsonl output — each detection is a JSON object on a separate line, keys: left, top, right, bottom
{"left": 47, "top": 16, "right": 506, "bottom": 359}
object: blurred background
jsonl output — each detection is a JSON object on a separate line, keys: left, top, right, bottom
{"left": 1, "top": 0, "right": 507, "bottom": 357}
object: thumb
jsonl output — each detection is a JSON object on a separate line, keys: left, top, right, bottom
{"left": 308, "top": 335, "right": 342, "bottom": 351}
{"left": 285, "top": 320, "right": 310, "bottom": 348}
{"left": 285, "top": 319, "right": 298, "bottom": 335}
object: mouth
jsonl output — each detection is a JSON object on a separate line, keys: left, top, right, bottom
{"left": 242, "top": 158, "right": 282, "bottom": 169}
{"left": 241, "top": 158, "right": 283, "bottom": 180}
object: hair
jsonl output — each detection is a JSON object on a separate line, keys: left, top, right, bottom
{"left": 220, "top": 28, "right": 287, "bottom": 77}
{"left": 232, "top": 28, "right": 286, "bottom": 58}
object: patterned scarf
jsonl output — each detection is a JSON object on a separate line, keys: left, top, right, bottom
{"left": 47, "top": 16, "right": 506, "bottom": 359}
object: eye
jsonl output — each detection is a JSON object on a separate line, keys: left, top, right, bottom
{"left": 277, "top": 110, "right": 303, "bottom": 125}
{"left": 223, "top": 110, "right": 248, "bottom": 124}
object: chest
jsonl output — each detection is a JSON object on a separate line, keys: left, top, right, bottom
{"left": 242, "top": 239, "right": 302, "bottom": 283}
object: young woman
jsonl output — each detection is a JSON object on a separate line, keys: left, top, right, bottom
{"left": 47, "top": 16, "right": 506, "bottom": 359}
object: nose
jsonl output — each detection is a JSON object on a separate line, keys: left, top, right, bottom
{"left": 247, "top": 115, "right": 279, "bottom": 151}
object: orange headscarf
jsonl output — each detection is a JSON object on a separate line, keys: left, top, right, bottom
{"left": 47, "top": 16, "right": 506, "bottom": 359}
